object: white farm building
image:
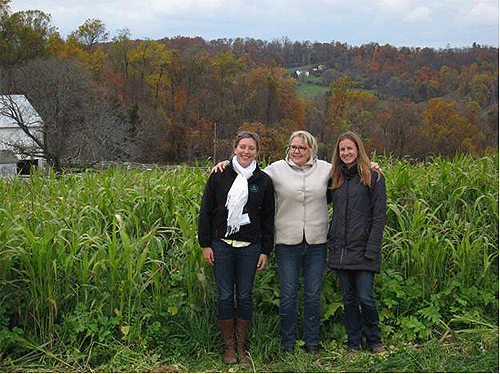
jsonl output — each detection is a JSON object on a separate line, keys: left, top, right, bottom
{"left": 0, "top": 94, "right": 45, "bottom": 175}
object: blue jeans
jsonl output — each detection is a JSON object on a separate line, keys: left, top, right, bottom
{"left": 337, "top": 270, "right": 382, "bottom": 349}
{"left": 212, "top": 239, "right": 261, "bottom": 321}
{"left": 276, "top": 241, "right": 326, "bottom": 348}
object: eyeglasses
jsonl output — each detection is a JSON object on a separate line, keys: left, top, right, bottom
{"left": 288, "top": 145, "right": 309, "bottom": 153}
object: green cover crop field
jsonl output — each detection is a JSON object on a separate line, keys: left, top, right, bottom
{"left": 0, "top": 154, "right": 498, "bottom": 372}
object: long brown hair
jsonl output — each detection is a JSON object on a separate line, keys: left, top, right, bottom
{"left": 329, "top": 131, "right": 377, "bottom": 189}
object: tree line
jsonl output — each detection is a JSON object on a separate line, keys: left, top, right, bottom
{"left": 0, "top": 0, "right": 498, "bottom": 168}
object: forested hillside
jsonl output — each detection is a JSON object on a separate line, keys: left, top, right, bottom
{"left": 1, "top": 1, "right": 498, "bottom": 167}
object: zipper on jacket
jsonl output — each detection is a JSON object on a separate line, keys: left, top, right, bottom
{"left": 340, "top": 176, "right": 350, "bottom": 267}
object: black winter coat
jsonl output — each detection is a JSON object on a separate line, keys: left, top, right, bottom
{"left": 198, "top": 162, "right": 275, "bottom": 255}
{"left": 327, "top": 166, "right": 386, "bottom": 273}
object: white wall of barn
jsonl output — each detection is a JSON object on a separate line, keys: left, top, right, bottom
{"left": 0, "top": 95, "right": 44, "bottom": 161}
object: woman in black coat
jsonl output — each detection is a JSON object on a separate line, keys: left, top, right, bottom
{"left": 198, "top": 131, "right": 275, "bottom": 365}
{"left": 327, "top": 131, "right": 386, "bottom": 354}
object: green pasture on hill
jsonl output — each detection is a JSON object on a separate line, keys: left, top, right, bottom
{"left": 0, "top": 154, "right": 498, "bottom": 372}
{"left": 294, "top": 74, "right": 329, "bottom": 99}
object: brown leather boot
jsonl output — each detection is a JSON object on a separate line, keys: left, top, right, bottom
{"left": 219, "top": 319, "right": 237, "bottom": 364}
{"left": 236, "top": 318, "right": 252, "bottom": 365}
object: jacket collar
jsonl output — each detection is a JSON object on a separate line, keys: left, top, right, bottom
{"left": 341, "top": 163, "right": 358, "bottom": 178}
{"left": 285, "top": 154, "right": 316, "bottom": 170}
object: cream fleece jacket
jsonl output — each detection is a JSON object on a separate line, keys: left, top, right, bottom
{"left": 264, "top": 157, "right": 331, "bottom": 245}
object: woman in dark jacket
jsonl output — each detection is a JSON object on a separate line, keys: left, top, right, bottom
{"left": 327, "top": 131, "right": 386, "bottom": 354}
{"left": 198, "top": 131, "right": 275, "bottom": 365}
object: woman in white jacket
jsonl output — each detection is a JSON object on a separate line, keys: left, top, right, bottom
{"left": 264, "top": 130, "right": 329, "bottom": 354}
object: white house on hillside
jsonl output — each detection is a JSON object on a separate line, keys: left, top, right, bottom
{"left": 0, "top": 94, "right": 45, "bottom": 174}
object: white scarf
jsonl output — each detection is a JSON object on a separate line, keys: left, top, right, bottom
{"left": 225, "top": 155, "right": 256, "bottom": 236}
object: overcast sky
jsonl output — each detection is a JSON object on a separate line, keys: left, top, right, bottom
{"left": 10, "top": 0, "right": 499, "bottom": 48}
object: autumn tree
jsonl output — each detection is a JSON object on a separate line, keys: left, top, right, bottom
{"left": 374, "top": 99, "right": 422, "bottom": 156}
{"left": 455, "top": 65, "right": 499, "bottom": 108}
{"left": 326, "top": 75, "right": 354, "bottom": 131}
{"left": 109, "top": 28, "right": 133, "bottom": 82}
{"left": 326, "top": 75, "right": 379, "bottom": 136}
{"left": 421, "top": 98, "right": 484, "bottom": 155}
{"left": 128, "top": 40, "right": 169, "bottom": 101}
{"left": 244, "top": 66, "right": 304, "bottom": 128}
{"left": 344, "top": 90, "right": 379, "bottom": 140}
{"left": 302, "top": 96, "right": 335, "bottom": 159}
{"left": 210, "top": 51, "right": 245, "bottom": 128}
{"left": 69, "top": 18, "right": 109, "bottom": 51}
{"left": 0, "top": 1, "right": 56, "bottom": 67}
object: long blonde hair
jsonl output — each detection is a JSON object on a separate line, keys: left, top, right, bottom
{"left": 329, "top": 131, "right": 376, "bottom": 189}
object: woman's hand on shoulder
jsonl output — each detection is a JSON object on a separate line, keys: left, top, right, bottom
{"left": 211, "top": 160, "right": 229, "bottom": 173}
{"left": 370, "top": 161, "right": 382, "bottom": 172}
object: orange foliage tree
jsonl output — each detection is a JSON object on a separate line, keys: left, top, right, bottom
{"left": 421, "top": 98, "right": 485, "bottom": 155}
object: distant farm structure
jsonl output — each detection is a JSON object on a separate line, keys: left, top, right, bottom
{"left": 0, "top": 95, "right": 45, "bottom": 175}
{"left": 293, "top": 64, "right": 326, "bottom": 80}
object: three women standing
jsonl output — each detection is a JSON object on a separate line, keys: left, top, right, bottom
{"left": 198, "top": 131, "right": 275, "bottom": 364}
{"left": 202, "top": 129, "right": 386, "bottom": 362}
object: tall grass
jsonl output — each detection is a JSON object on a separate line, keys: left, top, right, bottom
{"left": 379, "top": 153, "right": 498, "bottom": 342}
{"left": 0, "top": 166, "right": 209, "bottom": 350}
{"left": 383, "top": 154, "right": 498, "bottom": 295}
{"left": 0, "top": 154, "right": 497, "bottom": 369}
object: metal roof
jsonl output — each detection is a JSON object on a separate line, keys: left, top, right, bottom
{"left": 0, "top": 94, "right": 43, "bottom": 128}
